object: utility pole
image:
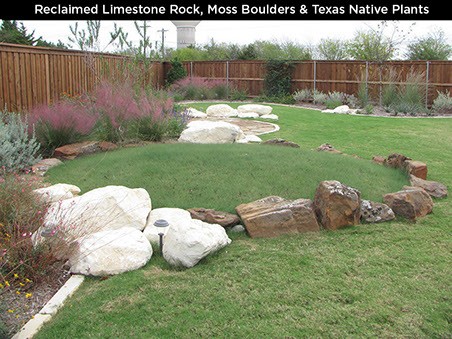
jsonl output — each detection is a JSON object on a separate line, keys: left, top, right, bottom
{"left": 157, "top": 28, "right": 168, "bottom": 58}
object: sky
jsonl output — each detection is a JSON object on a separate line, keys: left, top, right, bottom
{"left": 20, "top": 20, "right": 451, "bottom": 54}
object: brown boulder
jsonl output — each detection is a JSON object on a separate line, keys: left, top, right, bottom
{"left": 404, "top": 160, "right": 427, "bottom": 180}
{"left": 262, "top": 138, "right": 300, "bottom": 148}
{"left": 372, "top": 156, "right": 386, "bottom": 165}
{"left": 316, "top": 143, "right": 342, "bottom": 154}
{"left": 383, "top": 186, "right": 433, "bottom": 221}
{"left": 54, "top": 141, "right": 117, "bottom": 159}
{"left": 385, "top": 153, "right": 411, "bottom": 169}
{"left": 409, "top": 175, "right": 447, "bottom": 199}
{"left": 188, "top": 208, "right": 240, "bottom": 228}
{"left": 313, "top": 180, "right": 361, "bottom": 230}
{"left": 235, "top": 196, "right": 320, "bottom": 238}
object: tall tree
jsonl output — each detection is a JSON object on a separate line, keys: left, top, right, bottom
{"left": 0, "top": 20, "right": 37, "bottom": 45}
{"left": 317, "top": 38, "right": 350, "bottom": 60}
{"left": 406, "top": 29, "right": 452, "bottom": 60}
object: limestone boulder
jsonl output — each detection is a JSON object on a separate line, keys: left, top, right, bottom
{"left": 263, "top": 138, "right": 300, "bottom": 148}
{"left": 237, "top": 112, "right": 260, "bottom": 119}
{"left": 69, "top": 227, "right": 152, "bottom": 276}
{"left": 54, "top": 141, "right": 117, "bottom": 160}
{"left": 317, "top": 143, "right": 342, "bottom": 154}
{"left": 260, "top": 114, "right": 279, "bottom": 120}
{"left": 206, "top": 104, "right": 238, "bottom": 117}
{"left": 236, "top": 135, "right": 262, "bottom": 144}
{"left": 33, "top": 183, "right": 81, "bottom": 204}
{"left": 235, "top": 196, "right": 320, "bottom": 238}
{"left": 237, "top": 104, "right": 272, "bottom": 116}
{"left": 32, "top": 158, "right": 63, "bottom": 174}
{"left": 372, "top": 156, "right": 386, "bottom": 165}
{"left": 313, "top": 181, "right": 361, "bottom": 230}
{"left": 384, "top": 153, "right": 411, "bottom": 169}
{"left": 188, "top": 208, "right": 241, "bottom": 228}
{"left": 383, "top": 186, "right": 433, "bottom": 221}
{"left": 143, "top": 208, "right": 192, "bottom": 248}
{"left": 178, "top": 121, "right": 245, "bottom": 144}
{"left": 409, "top": 175, "right": 447, "bottom": 198}
{"left": 151, "top": 208, "right": 231, "bottom": 268}
{"left": 185, "top": 107, "right": 207, "bottom": 118}
{"left": 35, "top": 186, "right": 152, "bottom": 248}
{"left": 360, "top": 200, "right": 395, "bottom": 223}
{"left": 405, "top": 160, "right": 428, "bottom": 180}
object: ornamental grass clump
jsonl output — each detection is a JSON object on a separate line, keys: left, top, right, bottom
{"left": 92, "top": 81, "right": 183, "bottom": 143}
{"left": 29, "top": 99, "right": 97, "bottom": 156}
{"left": 170, "top": 77, "right": 229, "bottom": 101}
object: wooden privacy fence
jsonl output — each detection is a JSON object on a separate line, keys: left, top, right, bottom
{"left": 178, "top": 60, "right": 452, "bottom": 106}
{"left": 1, "top": 42, "right": 451, "bottom": 111}
{"left": 0, "top": 43, "right": 164, "bottom": 112}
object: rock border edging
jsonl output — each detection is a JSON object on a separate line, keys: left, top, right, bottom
{"left": 12, "top": 275, "right": 85, "bottom": 339}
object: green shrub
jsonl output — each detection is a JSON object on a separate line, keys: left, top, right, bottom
{"left": 254, "top": 95, "right": 295, "bottom": 105}
{"left": 264, "top": 60, "right": 294, "bottom": 97}
{"left": 431, "top": 91, "right": 452, "bottom": 114}
{"left": 229, "top": 87, "right": 248, "bottom": 101}
{"left": 0, "top": 111, "right": 41, "bottom": 173}
{"left": 325, "top": 91, "right": 345, "bottom": 109}
{"left": 165, "top": 59, "right": 187, "bottom": 86}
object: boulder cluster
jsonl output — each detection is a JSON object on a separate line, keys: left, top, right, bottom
{"left": 179, "top": 104, "right": 278, "bottom": 144}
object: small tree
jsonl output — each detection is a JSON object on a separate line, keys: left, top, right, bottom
{"left": 317, "top": 38, "right": 350, "bottom": 60}
{"left": 406, "top": 29, "right": 452, "bottom": 60}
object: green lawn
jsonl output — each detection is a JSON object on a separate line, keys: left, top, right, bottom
{"left": 37, "top": 104, "right": 451, "bottom": 338}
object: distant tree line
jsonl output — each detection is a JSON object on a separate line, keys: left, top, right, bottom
{"left": 1, "top": 20, "right": 450, "bottom": 61}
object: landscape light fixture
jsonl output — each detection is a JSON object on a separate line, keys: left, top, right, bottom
{"left": 153, "top": 219, "right": 169, "bottom": 255}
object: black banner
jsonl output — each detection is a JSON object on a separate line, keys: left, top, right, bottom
{"left": 1, "top": 0, "right": 445, "bottom": 20}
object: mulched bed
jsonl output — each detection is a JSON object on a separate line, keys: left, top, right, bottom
{"left": 1, "top": 264, "right": 71, "bottom": 338}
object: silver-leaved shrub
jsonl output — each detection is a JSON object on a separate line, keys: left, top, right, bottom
{"left": 0, "top": 111, "right": 41, "bottom": 172}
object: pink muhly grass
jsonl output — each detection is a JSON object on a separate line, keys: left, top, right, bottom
{"left": 92, "top": 81, "right": 144, "bottom": 127}
{"left": 29, "top": 101, "right": 96, "bottom": 136}
{"left": 171, "top": 77, "right": 226, "bottom": 91}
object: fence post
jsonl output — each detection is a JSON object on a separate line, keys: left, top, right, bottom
{"left": 190, "top": 61, "right": 193, "bottom": 80}
{"left": 226, "top": 60, "right": 230, "bottom": 94}
{"left": 425, "top": 61, "right": 430, "bottom": 109}
{"left": 365, "top": 61, "right": 369, "bottom": 101}
{"left": 313, "top": 60, "right": 317, "bottom": 93}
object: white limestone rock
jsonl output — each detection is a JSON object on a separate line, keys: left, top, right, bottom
{"left": 163, "top": 218, "right": 232, "bottom": 268}
{"left": 185, "top": 107, "right": 207, "bottom": 118}
{"left": 237, "top": 112, "right": 259, "bottom": 119}
{"left": 143, "top": 208, "right": 192, "bottom": 248}
{"left": 260, "top": 114, "right": 279, "bottom": 120}
{"left": 143, "top": 207, "right": 231, "bottom": 268}
{"left": 206, "top": 104, "right": 238, "bottom": 117}
{"left": 237, "top": 104, "right": 272, "bottom": 116}
{"left": 178, "top": 121, "right": 245, "bottom": 144}
{"left": 236, "top": 135, "right": 262, "bottom": 144}
{"left": 33, "top": 183, "right": 81, "bottom": 203}
{"left": 69, "top": 227, "right": 152, "bottom": 276}
{"left": 35, "top": 186, "right": 152, "bottom": 248}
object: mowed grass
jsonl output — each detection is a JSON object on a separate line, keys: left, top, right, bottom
{"left": 46, "top": 143, "right": 407, "bottom": 213}
{"left": 37, "top": 104, "right": 451, "bottom": 338}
